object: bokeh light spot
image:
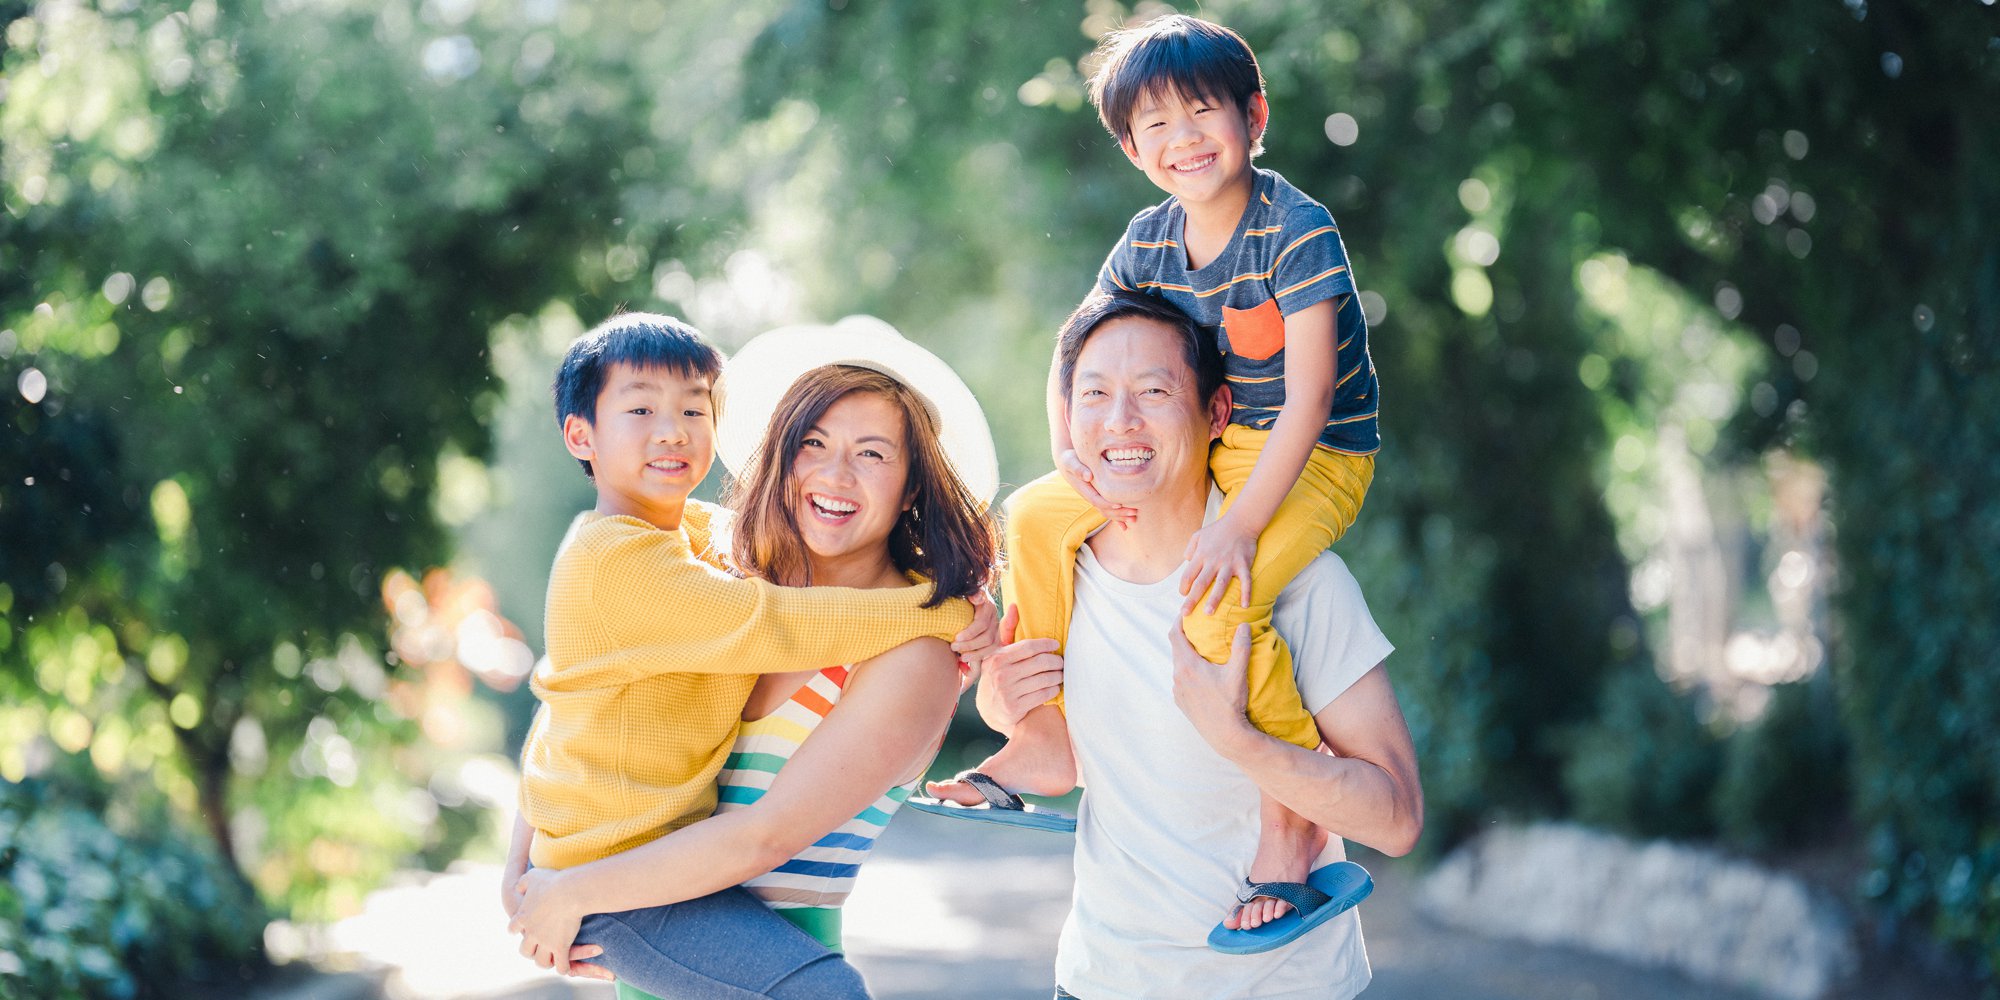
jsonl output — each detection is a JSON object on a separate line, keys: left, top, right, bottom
{"left": 1458, "top": 178, "right": 1492, "bottom": 214}
{"left": 102, "top": 272, "right": 135, "bottom": 306}
{"left": 1713, "top": 283, "right": 1743, "bottom": 320}
{"left": 1358, "top": 290, "right": 1388, "bottom": 326}
{"left": 1324, "top": 113, "right": 1359, "bottom": 147}
{"left": 1450, "top": 268, "right": 1493, "bottom": 317}
{"left": 141, "top": 276, "right": 173, "bottom": 311}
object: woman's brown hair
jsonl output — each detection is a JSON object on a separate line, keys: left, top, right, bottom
{"left": 726, "top": 365, "right": 995, "bottom": 608}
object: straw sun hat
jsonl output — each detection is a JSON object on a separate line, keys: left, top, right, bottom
{"left": 716, "top": 316, "right": 1000, "bottom": 507}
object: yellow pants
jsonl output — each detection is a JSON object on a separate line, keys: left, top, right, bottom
{"left": 1002, "top": 425, "right": 1373, "bottom": 750}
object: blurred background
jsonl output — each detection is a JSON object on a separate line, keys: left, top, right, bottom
{"left": 1, "top": 0, "right": 1995, "bottom": 997}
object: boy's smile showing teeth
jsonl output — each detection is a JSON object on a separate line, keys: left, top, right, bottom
{"left": 647, "top": 456, "right": 691, "bottom": 475}
{"left": 1171, "top": 152, "right": 1217, "bottom": 175}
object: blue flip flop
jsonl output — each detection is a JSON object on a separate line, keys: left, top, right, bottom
{"left": 1206, "top": 861, "right": 1374, "bottom": 955}
{"left": 903, "top": 771, "right": 1077, "bottom": 833}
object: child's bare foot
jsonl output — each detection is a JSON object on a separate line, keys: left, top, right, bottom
{"left": 925, "top": 705, "right": 1075, "bottom": 803}
{"left": 1225, "top": 798, "right": 1327, "bottom": 930}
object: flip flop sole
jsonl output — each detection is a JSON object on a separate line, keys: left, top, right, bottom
{"left": 1206, "top": 861, "right": 1374, "bottom": 955}
{"left": 904, "top": 796, "right": 1077, "bottom": 833}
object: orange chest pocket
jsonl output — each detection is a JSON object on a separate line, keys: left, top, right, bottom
{"left": 1221, "top": 298, "right": 1286, "bottom": 361}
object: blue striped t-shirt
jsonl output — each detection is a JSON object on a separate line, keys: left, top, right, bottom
{"left": 1097, "top": 167, "right": 1379, "bottom": 455}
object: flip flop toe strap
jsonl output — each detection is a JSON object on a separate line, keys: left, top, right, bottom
{"left": 1235, "top": 878, "right": 1333, "bottom": 915}
{"left": 957, "top": 771, "right": 1027, "bottom": 812}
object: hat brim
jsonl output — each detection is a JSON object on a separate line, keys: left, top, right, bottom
{"left": 717, "top": 316, "right": 1000, "bottom": 506}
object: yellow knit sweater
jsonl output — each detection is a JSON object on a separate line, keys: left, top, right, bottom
{"left": 520, "top": 504, "right": 973, "bottom": 870}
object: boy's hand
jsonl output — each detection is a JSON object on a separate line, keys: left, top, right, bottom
{"left": 510, "top": 868, "right": 590, "bottom": 976}
{"left": 952, "top": 588, "right": 1001, "bottom": 673}
{"left": 1058, "top": 449, "right": 1137, "bottom": 528}
{"left": 1180, "top": 515, "right": 1258, "bottom": 616}
{"left": 977, "top": 605, "right": 1064, "bottom": 729}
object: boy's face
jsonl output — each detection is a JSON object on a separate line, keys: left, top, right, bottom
{"left": 563, "top": 362, "right": 716, "bottom": 528}
{"left": 1121, "top": 88, "right": 1268, "bottom": 212}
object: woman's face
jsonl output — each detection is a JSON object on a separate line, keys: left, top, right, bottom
{"left": 788, "top": 389, "right": 913, "bottom": 571}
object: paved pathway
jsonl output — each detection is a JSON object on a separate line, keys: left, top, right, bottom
{"left": 259, "top": 812, "right": 1967, "bottom": 1000}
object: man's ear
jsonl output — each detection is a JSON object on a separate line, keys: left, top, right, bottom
{"left": 1207, "top": 385, "right": 1233, "bottom": 440}
{"left": 562, "top": 414, "right": 596, "bottom": 464}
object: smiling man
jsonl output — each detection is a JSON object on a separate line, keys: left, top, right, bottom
{"left": 932, "top": 290, "right": 1423, "bottom": 1000}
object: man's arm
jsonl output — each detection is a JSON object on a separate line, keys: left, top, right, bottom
{"left": 1170, "top": 627, "right": 1423, "bottom": 856}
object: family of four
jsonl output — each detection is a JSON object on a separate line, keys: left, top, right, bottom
{"left": 500, "top": 15, "right": 1423, "bottom": 1000}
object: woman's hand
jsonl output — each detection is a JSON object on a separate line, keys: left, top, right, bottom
{"left": 976, "top": 605, "right": 1065, "bottom": 730}
{"left": 509, "top": 868, "right": 590, "bottom": 976}
{"left": 500, "top": 856, "right": 529, "bottom": 921}
{"left": 500, "top": 811, "right": 533, "bottom": 920}
{"left": 1179, "top": 515, "right": 1258, "bottom": 616}
{"left": 952, "top": 588, "right": 1001, "bottom": 674}
{"left": 1058, "top": 449, "right": 1138, "bottom": 528}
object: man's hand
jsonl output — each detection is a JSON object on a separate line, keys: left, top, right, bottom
{"left": 509, "top": 868, "right": 590, "bottom": 976}
{"left": 1058, "top": 449, "right": 1138, "bottom": 528}
{"left": 977, "top": 605, "right": 1064, "bottom": 730}
{"left": 952, "top": 588, "right": 1001, "bottom": 673}
{"left": 1170, "top": 623, "right": 1257, "bottom": 755}
{"left": 1179, "top": 515, "right": 1258, "bottom": 616}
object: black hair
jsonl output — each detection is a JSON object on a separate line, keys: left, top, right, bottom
{"left": 1086, "top": 14, "right": 1265, "bottom": 150}
{"left": 1055, "top": 290, "right": 1224, "bottom": 405}
{"left": 552, "top": 311, "right": 724, "bottom": 478}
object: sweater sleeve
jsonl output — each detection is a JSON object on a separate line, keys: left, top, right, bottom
{"left": 549, "top": 517, "right": 973, "bottom": 690}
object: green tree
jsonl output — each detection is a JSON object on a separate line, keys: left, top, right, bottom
{"left": 0, "top": 0, "right": 696, "bottom": 917}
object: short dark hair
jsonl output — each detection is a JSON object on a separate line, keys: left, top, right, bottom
{"left": 553, "top": 311, "right": 724, "bottom": 477}
{"left": 1055, "top": 290, "right": 1224, "bottom": 406}
{"left": 1086, "top": 14, "right": 1265, "bottom": 149}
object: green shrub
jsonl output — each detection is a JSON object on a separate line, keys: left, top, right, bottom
{"left": 1713, "top": 677, "right": 1848, "bottom": 853}
{"left": 1833, "top": 372, "right": 2000, "bottom": 982}
{"left": 0, "top": 778, "right": 266, "bottom": 1000}
{"left": 1561, "top": 665, "right": 1723, "bottom": 840}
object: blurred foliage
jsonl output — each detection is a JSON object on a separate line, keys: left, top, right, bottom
{"left": 0, "top": 0, "right": 647, "bottom": 925}
{"left": 1715, "top": 675, "right": 1848, "bottom": 855}
{"left": 0, "top": 773, "right": 265, "bottom": 1000}
{"left": 1562, "top": 664, "right": 1724, "bottom": 841}
{"left": 2, "top": 0, "right": 1995, "bottom": 983}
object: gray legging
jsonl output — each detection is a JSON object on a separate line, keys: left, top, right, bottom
{"left": 574, "top": 886, "right": 867, "bottom": 999}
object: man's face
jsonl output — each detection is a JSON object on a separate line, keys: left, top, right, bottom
{"left": 1066, "top": 315, "right": 1227, "bottom": 510}
{"left": 563, "top": 362, "right": 716, "bottom": 527}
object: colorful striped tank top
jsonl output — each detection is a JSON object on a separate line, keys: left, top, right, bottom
{"left": 712, "top": 663, "right": 920, "bottom": 951}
